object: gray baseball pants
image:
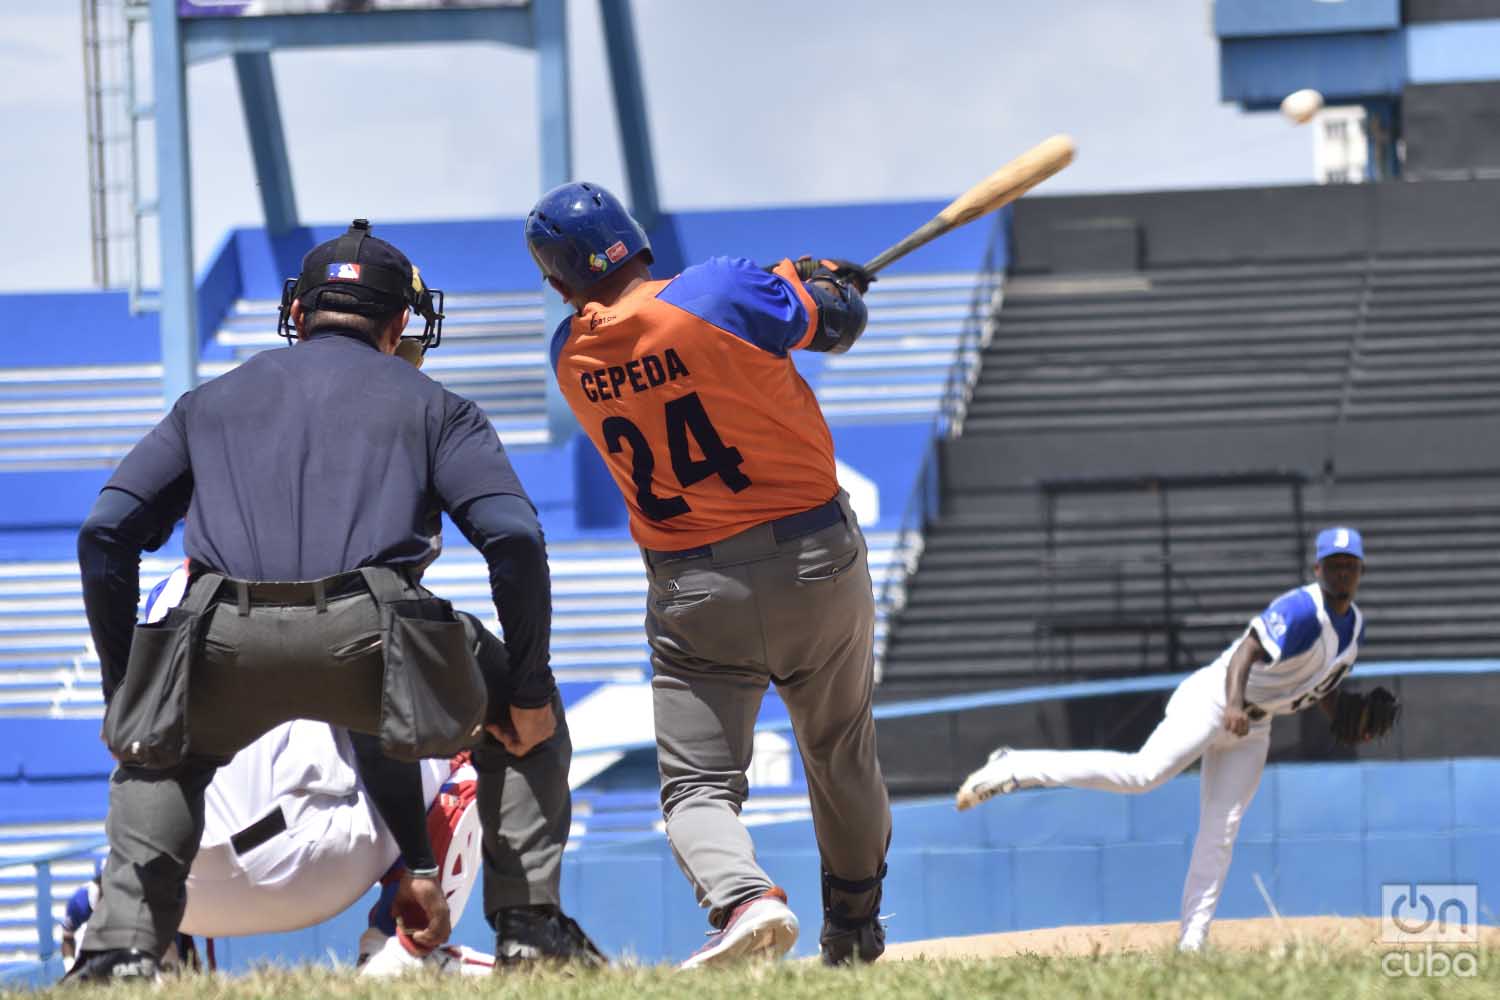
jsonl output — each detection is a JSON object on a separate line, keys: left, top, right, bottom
{"left": 87, "top": 589, "right": 570, "bottom": 956}
{"left": 644, "top": 493, "right": 892, "bottom": 927}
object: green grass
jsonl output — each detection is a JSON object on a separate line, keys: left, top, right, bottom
{"left": 12, "top": 945, "right": 1498, "bottom": 999}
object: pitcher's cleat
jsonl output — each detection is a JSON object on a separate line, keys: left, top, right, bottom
{"left": 956, "top": 747, "right": 1018, "bottom": 811}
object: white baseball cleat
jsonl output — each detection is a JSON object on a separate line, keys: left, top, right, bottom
{"left": 357, "top": 929, "right": 495, "bottom": 977}
{"left": 356, "top": 927, "right": 389, "bottom": 968}
{"left": 679, "top": 888, "right": 799, "bottom": 969}
{"left": 956, "top": 747, "right": 1019, "bottom": 811}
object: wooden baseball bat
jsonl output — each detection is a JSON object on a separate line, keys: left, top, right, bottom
{"left": 861, "top": 134, "right": 1076, "bottom": 276}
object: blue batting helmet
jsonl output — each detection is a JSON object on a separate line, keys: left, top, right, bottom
{"left": 524, "top": 182, "right": 652, "bottom": 292}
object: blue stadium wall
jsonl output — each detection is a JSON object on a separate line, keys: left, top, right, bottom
{"left": 181, "top": 757, "right": 1500, "bottom": 968}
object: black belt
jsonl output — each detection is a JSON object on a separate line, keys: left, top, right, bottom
{"left": 230, "top": 806, "right": 287, "bottom": 856}
{"left": 645, "top": 498, "right": 845, "bottom": 564}
{"left": 205, "top": 570, "right": 371, "bottom": 610}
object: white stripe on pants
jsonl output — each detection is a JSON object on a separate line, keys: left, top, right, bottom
{"left": 1003, "top": 664, "right": 1270, "bottom": 949}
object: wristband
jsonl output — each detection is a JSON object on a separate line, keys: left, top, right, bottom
{"left": 408, "top": 865, "right": 441, "bottom": 880}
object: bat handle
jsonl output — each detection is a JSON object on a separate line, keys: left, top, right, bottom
{"left": 861, "top": 219, "right": 949, "bottom": 277}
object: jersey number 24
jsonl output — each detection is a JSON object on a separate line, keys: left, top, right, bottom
{"left": 602, "top": 392, "right": 751, "bottom": 521}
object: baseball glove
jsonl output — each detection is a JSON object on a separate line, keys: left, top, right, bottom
{"left": 1329, "top": 686, "right": 1400, "bottom": 745}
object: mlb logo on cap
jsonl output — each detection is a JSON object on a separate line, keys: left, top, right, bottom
{"left": 326, "top": 262, "right": 362, "bottom": 281}
{"left": 1316, "top": 526, "right": 1364, "bottom": 562}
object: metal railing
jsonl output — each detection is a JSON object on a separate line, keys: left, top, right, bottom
{"left": 937, "top": 217, "right": 1007, "bottom": 441}
{"left": 872, "top": 213, "right": 1009, "bottom": 680}
{"left": 1332, "top": 251, "right": 1376, "bottom": 431}
{"left": 1, "top": 837, "right": 107, "bottom": 968}
{"left": 1035, "top": 471, "right": 1308, "bottom": 676}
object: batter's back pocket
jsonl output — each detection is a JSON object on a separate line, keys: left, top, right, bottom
{"left": 359, "top": 567, "right": 487, "bottom": 761}
{"left": 101, "top": 572, "right": 225, "bottom": 770}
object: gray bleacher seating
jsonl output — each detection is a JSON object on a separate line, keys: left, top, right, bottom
{"left": 877, "top": 249, "right": 1500, "bottom": 692}
{"left": 964, "top": 252, "right": 1500, "bottom": 434}
{"left": 881, "top": 478, "right": 1500, "bottom": 688}
{"left": 1345, "top": 255, "right": 1500, "bottom": 420}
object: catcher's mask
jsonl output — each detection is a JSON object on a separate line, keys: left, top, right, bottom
{"left": 276, "top": 219, "right": 445, "bottom": 361}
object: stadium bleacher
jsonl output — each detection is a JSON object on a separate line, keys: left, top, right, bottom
{"left": 879, "top": 236, "right": 1500, "bottom": 696}
{"left": 881, "top": 475, "right": 1500, "bottom": 689}
{"left": 965, "top": 251, "right": 1500, "bottom": 434}
{"left": 0, "top": 779, "right": 107, "bottom": 966}
{"left": 0, "top": 534, "right": 906, "bottom": 719}
{"left": 0, "top": 269, "right": 993, "bottom": 479}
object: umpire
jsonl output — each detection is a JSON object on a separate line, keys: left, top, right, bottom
{"left": 72, "top": 221, "right": 559, "bottom": 980}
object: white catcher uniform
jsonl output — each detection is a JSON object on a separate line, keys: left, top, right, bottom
{"left": 960, "top": 579, "right": 1364, "bottom": 951}
{"left": 179, "top": 721, "right": 469, "bottom": 937}
{"left": 142, "top": 566, "right": 483, "bottom": 946}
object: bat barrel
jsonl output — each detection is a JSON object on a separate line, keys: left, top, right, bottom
{"left": 860, "top": 135, "right": 1075, "bottom": 276}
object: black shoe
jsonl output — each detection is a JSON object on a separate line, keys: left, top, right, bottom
{"left": 495, "top": 904, "right": 607, "bottom": 968}
{"left": 62, "top": 948, "right": 161, "bottom": 984}
{"left": 820, "top": 914, "right": 886, "bottom": 966}
{"left": 819, "top": 865, "right": 887, "bottom": 966}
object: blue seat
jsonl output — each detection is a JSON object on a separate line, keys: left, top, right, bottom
{"left": 0, "top": 720, "right": 113, "bottom": 780}
{"left": 579, "top": 810, "right": 662, "bottom": 834}
{"left": 577, "top": 789, "right": 662, "bottom": 814}
{"left": 0, "top": 780, "right": 110, "bottom": 824}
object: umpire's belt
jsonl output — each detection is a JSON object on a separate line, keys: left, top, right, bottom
{"left": 644, "top": 497, "right": 845, "bottom": 566}
{"left": 209, "top": 570, "right": 371, "bottom": 612}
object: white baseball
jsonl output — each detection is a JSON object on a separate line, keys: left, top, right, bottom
{"left": 1280, "top": 89, "right": 1324, "bottom": 125}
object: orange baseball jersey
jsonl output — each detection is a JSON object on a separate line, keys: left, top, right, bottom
{"left": 552, "top": 256, "right": 838, "bottom": 550}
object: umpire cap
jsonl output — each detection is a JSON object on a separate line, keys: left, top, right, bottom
{"left": 277, "top": 219, "right": 445, "bottom": 351}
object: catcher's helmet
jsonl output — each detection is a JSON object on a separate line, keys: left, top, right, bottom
{"left": 276, "top": 219, "right": 445, "bottom": 355}
{"left": 524, "top": 182, "right": 652, "bottom": 292}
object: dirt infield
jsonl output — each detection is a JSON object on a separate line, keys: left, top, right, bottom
{"left": 884, "top": 916, "right": 1500, "bottom": 960}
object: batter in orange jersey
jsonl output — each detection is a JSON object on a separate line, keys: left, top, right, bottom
{"left": 553, "top": 257, "right": 837, "bottom": 550}
{"left": 527, "top": 181, "right": 890, "bottom": 970}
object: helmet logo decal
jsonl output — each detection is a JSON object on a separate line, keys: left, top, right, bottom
{"left": 326, "top": 262, "right": 361, "bottom": 281}
{"left": 605, "top": 240, "right": 629, "bottom": 263}
{"left": 587, "top": 252, "right": 609, "bottom": 273}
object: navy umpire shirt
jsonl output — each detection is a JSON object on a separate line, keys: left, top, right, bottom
{"left": 78, "top": 328, "right": 556, "bottom": 707}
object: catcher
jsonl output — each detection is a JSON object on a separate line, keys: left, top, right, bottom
{"left": 957, "top": 526, "right": 1398, "bottom": 951}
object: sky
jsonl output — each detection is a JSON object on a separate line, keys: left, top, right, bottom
{"left": 0, "top": 0, "right": 1318, "bottom": 293}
